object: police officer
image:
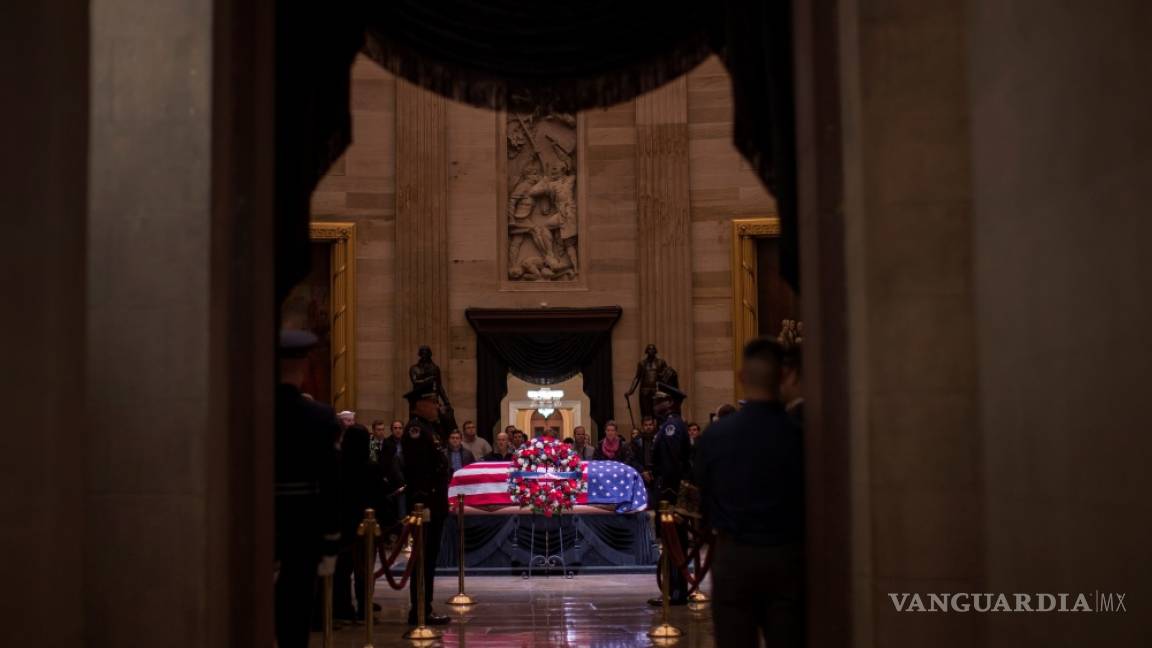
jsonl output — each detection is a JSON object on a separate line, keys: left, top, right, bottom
{"left": 274, "top": 330, "right": 341, "bottom": 648}
{"left": 399, "top": 386, "right": 452, "bottom": 626}
{"left": 648, "top": 382, "right": 692, "bottom": 606}
{"left": 694, "top": 338, "right": 804, "bottom": 647}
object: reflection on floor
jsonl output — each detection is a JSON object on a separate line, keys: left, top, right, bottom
{"left": 310, "top": 573, "right": 715, "bottom": 647}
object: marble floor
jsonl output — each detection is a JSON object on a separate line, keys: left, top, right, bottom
{"left": 310, "top": 574, "right": 715, "bottom": 647}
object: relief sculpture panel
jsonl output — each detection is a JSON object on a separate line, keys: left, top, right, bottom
{"left": 503, "top": 98, "right": 582, "bottom": 284}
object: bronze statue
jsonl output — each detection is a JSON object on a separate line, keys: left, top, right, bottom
{"left": 625, "top": 344, "right": 678, "bottom": 419}
{"left": 409, "top": 346, "right": 451, "bottom": 409}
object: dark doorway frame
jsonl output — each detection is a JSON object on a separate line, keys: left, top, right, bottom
{"left": 465, "top": 306, "right": 622, "bottom": 441}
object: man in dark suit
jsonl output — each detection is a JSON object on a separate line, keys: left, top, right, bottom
{"left": 694, "top": 338, "right": 804, "bottom": 648}
{"left": 647, "top": 383, "right": 692, "bottom": 607}
{"left": 629, "top": 415, "right": 659, "bottom": 503}
{"left": 332, "top": 424, "right": 375, "bottom": 621}
{"left": 399, "top": 387, "right": 452, "bottom": 626}
{"left": 443, "top": 429, "right": 477, "bottom": 473}
{"left": 274, "top": 330, "right": 341, "bottom": 648}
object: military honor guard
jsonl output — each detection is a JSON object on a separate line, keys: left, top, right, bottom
{"left": 648, "top": 382, "right": 693, "bottom": 606}
{"left": 399, "top": 385, "right": 453, "bottom": 626}
{"left": 274, "top": 330, "right": 341, "bottom": 648}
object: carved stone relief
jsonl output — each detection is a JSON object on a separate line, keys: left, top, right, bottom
{"left": 505, "top": 100, "right": 580, "bottom": 282}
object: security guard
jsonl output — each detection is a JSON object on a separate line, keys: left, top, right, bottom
{"left": 399, "top": 386, "right": 452, "bottom": 626}
{"left": 274, "top": 330, "right": 341, "bottom": 648}
{"left": 648, "top": 382, "right": 692, "bottom": 606}
{"left": 694, "top": 338, "right": 804, "bottom": 647}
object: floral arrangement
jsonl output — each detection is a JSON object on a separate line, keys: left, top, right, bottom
{"left": 507, "top": 435, "right": 586, "bottom": 516}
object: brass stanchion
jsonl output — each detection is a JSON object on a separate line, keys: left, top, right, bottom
{"left": 447, "top": 494, "right": 475, "bottom": 606}
{"left": 648, "top": 502, "right": 683, "bottom": 639}
{"left": 357, "top": 508, "right": 382, "bottom": 647}
{"left": 322, "top": 573, "right": 335, "bottom": 648}
{"left": 404, "top": 504, "right": 441, "bottom": 641}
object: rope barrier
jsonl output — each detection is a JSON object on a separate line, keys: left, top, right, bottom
{"left": 373, "top": 515, "right": 419, "bottom": 591}
{"left": 658, "top": 509, "right": 714, "bottom": 593}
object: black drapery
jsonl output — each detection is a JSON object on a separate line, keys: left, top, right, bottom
{"left": 467, "top": 308, "right": 622, "bottom": 441}
{"left": 435, "top": 513, "right": 658, "bottom": 572}
{"left": 275, "top": 0, "right": 798, "bottom": 301}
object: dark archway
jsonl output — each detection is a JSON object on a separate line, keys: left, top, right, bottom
{"left": 466, "top": 307, "right": 622, "bottom": 440}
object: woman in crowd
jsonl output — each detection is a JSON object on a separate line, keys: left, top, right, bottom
{"left": 593, "top": 420, "right": 632, "bottom": 463}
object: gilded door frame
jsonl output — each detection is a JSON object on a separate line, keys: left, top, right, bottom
{"left": 311, "top": 221, "right": 357, "bottom": 412}
{"left": 730, "top": 216, "right": 781, "bottom": 400}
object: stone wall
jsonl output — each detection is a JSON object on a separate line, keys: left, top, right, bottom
{"left": 312, "top": 55, "right": 776, "bottom": 429}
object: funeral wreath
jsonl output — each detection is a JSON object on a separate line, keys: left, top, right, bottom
{"left": 507, "top": 436, "right": 587, "bottom": 516}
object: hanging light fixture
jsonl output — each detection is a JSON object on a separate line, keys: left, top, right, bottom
{"left": 527, "top": 387, "right": 564, "bottom": 418}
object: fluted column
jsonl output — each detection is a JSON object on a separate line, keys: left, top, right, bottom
{"left": 635, "top": 78, "right": 695, "bottom": 419}
{"left": 395, "top": 79, "right": 450, "bottom": 417}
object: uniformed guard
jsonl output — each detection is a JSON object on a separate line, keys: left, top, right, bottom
{"left": 274, "top": 330, "right": 341, "bottom": 648}
{"left": 694, "top": 338, "right": 804, "bottom": 647}
{"left": 399, "top": 385, "right": 452, "bottom": 626}
{"left": 648, "top": 382, "right": 692, "bottom": 607}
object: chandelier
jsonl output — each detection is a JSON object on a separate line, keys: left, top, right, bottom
{"left": 527, "top": 387, "right": 564, "bottom": 418}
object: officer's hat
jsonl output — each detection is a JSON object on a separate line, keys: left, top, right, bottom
{"left": 653, "top": 382, "right": 687, "bottom": 404}
{"left": 279, "top": 329, "right": 318, "bottom": 359}
{"left": 403, "top": 384, "right": 439, "bottom": 404}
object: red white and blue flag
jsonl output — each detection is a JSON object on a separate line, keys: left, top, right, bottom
{"left": 447, "top": 460, "right": 649, "bottom": 513}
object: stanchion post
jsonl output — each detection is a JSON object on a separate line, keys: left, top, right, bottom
{"left": 447, "top": 494, "right": 475, "bottom": 606}
{"left": 648, "top": 501, "right": 683, "bottom": 639}
{"left": 357, "top": 508, "right": 382, "bottom": 647}
{"left": 404, "top": 504, "right": 441, "bottom": 641}
{"left": 322, "top": 573, "right": 334, "bottom": 648}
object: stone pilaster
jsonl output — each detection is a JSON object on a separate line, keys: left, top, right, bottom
{"left": 395, "top": 79, "right": 450, "bottom": 417}
{"left": 635, "top": 78, "right": 695, "bottom": 419}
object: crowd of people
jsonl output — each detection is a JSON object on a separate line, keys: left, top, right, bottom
{"left": 274, "top": 325, "right": 805, "bottom": 648}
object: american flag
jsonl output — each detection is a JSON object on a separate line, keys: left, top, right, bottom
{"left": 447, "top": 460, "right": 648, "bottom": 513}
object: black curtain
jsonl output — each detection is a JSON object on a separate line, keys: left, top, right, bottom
{"left": 468, "top": 307, "right": 621, "bottom": 441}
{"left": 275, "top": 0, "right": 799, "bottom": 299}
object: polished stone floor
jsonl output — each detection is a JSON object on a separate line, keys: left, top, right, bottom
{"left": 311, "top": 574, "right": 715, "bottom": 647}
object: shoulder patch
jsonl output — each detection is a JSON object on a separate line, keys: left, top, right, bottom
{"left": 664, "top": 424, "right": 677, "bottom": 436}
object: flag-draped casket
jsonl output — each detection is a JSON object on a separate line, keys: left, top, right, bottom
{"left": 447, "top": 460, "right": 649, "bottom": 513}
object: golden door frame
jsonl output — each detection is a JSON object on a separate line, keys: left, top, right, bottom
{"left": 730, "top": 216, "right": 781, "bottom": 400}
{"left": 311, "top": 222, "right": 357, "bottom": 412}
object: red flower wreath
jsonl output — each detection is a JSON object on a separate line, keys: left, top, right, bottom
{"left": 507, "top": 435, "right": 587, "bottom": 516}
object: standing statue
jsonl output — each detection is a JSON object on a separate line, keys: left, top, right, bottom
{"left": 409, "top": 347, "right": 457, "bottom": 433}
{"left": 625, "top": 344, "right": 679, "bottom": 419}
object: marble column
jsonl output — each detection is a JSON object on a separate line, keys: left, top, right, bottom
{"left": 837, "top": 1, "right": 980, "bottom": 645}
{"left": 635, "top": 78, "right": 695, "bottom": 419}
{"left": 394, "top": 79, "right": 450, "bottom": 417}
{"left": 85, "top": 0, "right": 275, "bottom": 644}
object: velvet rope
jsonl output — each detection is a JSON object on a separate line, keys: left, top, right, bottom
{"left": 659, "top": 514, "right": 714, "bottom": 593}
{"left": 375, "top": 519, "right": 418, "bottom": 591}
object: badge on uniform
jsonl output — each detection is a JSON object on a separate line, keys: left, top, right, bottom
{"left": 664, "top": 424, "right": 676, "bottom": 436}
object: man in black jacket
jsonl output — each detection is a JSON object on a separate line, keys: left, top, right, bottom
{"left": 274, "top": 330, "right": 341, "bottom": 648}
{"left": 399, "top": 387, "right": 452, "bottom": 626}
{"left": 694, "top": 338, "right": 804, "bottom": 648}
